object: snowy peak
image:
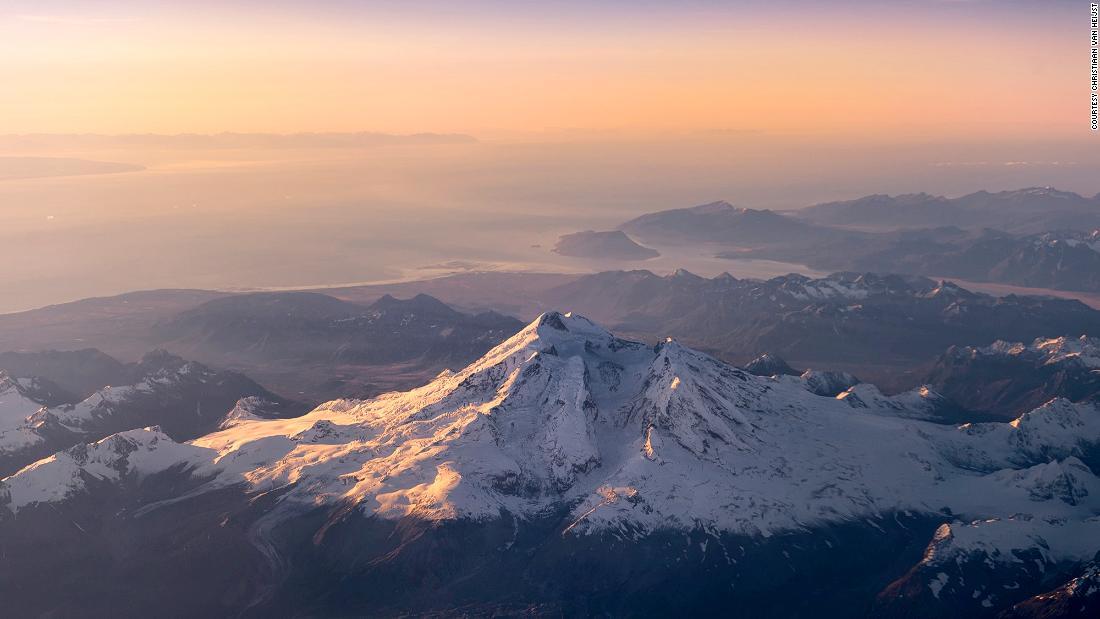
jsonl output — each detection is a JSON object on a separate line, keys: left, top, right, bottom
{"left": 0, "top": 372, "right": 49, "bottom": 413}
{"left": 837, "top": 383, "right": 947, "bottom": 416}
{"left": 971, "top": 335, "right": 1100, "bottom": 369}
{"left": 744, "top": 353, "right": 800, "bottom": 377}
{"left": 799, "top": 369, "right": 859, "bottom": 397}
{"left": 1034, "top": 335, "right": 1100, "bottom": 369}
{"left": 771, "top": 271, "right": 936, "bottom": 301}
{"left": 626, "top": 339, "right": 760, "bottom": 459}
{"left": 0, "top": 373, "right": 52, "bottom": 461}
{"left": 464, "top": 311, "right": 617, "bottom": 372}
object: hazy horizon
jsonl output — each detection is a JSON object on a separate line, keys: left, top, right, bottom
{"left": 2, "top": 0, "right": 1098, "bottom": 312}
{"left": 3, "top": 130, "right": 1099, "bottom": 313}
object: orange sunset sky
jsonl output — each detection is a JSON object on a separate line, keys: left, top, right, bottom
{"left": 0, "top": 0, "right": 1088, "bottom": 140}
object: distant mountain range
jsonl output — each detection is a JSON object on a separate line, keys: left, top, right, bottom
{"left": 736, "top": 227, "right": 1100, "bottom": 294}
{"left": 798, "top": 187, "right": 1100, "bottom": 233}
{"left": 156, "top": 291, "right": 520, "bottom": 365}
{"left": 3, "top": 273, "right": 1097, "bottom": 395}
{"left": 602, "top": 188, "right": 1100, "bottom": 293}
{"left": 2, "top": 313, "right": 1098, "bottom": 617}
{"left": 618, "top": 188, "right": 1100, "bottom": 243}
{"left": 620, "top": 200, "right": 837, "bottom": 245}
{"left": 0, "top": 348, "right": 129, "bottom": 401}
{"left": 538, "top": 270, "right": 1100, "bottom": 388}
{"left": 0, "top": 292, "right": 525, "bottom": 404}
{"left": 153, "top": 292, "right": 524, "bottom": 401}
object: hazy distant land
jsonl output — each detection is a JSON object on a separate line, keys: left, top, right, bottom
{"left": 0, "top": 156, "right": 144, "bottom": 180}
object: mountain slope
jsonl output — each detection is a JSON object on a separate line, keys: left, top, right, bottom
{"left": 1, "top": 313, "right": 1098, "bottom": 616}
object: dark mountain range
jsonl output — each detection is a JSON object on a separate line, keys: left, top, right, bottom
{"left": 0, "top": 290, "right": 525, "bottom": 402}
{"left": 925, "top": 336, "right": 1100, "bottom": 420}
{"left": 1, "top": 313, "right": 1097, "bottom": 617}
{"left": 737, "top": 227, "right": 1100, "bottom": 294}
{"left": 928, "top": 229, "right": 1100, "bottom": 291}
{"left": 2, "top": 272, "right": 1095, "bottom": 396}
{"left": 0, "top": 348, "right": 130, "bottom": 401}
{"left": 0, "top": 288, "right": 231, "bottom": 358}
{"left": 552, "top": 229, "right": 659, "bottom": 260}
{"left": 999, "top": 556, "right": 1100, "bottom": 619}
{"left": 539, "top": 270, "right": 1100, "bottom": 388}
{"left": 156, "top": 291, "right": 522, "bottom": 366}
{"left": 0, "top": 290, "right": 527, "bottom": 404}
{"left": 150, "top": 292, "right": 525, "bottom": 400}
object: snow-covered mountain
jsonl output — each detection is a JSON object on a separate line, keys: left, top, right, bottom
{"left": 1, "top": 313, "right": 1097, "bottom": 616}
{"left": 0, "top": 351, "right": 300, "bottom": 476}
{"left": 0, "top": 373, "right": 53, "bottom": 470}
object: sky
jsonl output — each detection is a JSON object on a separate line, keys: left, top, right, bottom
{"left": 0, "top": 0, "right": 1088, "bottom": 140}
